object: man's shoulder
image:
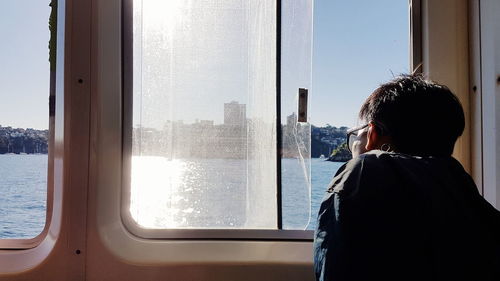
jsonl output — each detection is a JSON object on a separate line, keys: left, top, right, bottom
{"left": 342, "top": 150, "right": 404, "bottom": 175}
{"left": 329, "top": 150, "right": 469, "bottom": 194}
{"left": 356, "top": 150, "right": 452, "bottom": 172}
{"left": 331, "top": 150, "right": 436, "bottom": 193}
{"left": 327, "top": 151, "right": 388, "bottom": 193}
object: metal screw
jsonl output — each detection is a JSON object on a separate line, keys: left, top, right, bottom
{"left": 75, "top": 249, "right": 81, "bottom": 255}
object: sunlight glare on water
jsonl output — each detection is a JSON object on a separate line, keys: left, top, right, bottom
{"left": 130, "top": 156, "right": 186, "bottom": 228}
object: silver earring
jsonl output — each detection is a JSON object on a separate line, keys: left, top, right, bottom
{"left": 380, "top": 143, "right": 392, "bottom": 152}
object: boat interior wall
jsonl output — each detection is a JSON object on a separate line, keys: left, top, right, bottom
{"left": 1, "top": 0, "right": 499, "bottom": 280}
{"left": 476, "top": 0, "right": 500, "bottom": 208}
{"left": 469, "top": 0, "right": 484, "bottom": 197}
{"left": 422, "top": 0, "right": 471, "bottom": 172}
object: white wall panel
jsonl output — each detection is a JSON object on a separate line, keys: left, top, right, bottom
{"left": 480, "top": 0, "right": 500, "bottom": 208}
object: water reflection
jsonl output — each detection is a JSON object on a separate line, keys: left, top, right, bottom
{"left": 129, "top": 157, "right": 329, "bottom": 230}
{"left": 130, "top": 156, "right": 249, "bottom": 229}
{"left": 130, "top": 156, "right": 186, "bottom": 228}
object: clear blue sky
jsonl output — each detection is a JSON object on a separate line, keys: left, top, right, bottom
{"left": 0, "top": 1, "right": 51, "bottom": 130}
{"left": 0, "top": 0, "right": 408, "bottom": 130}
{"left": 312, "top": 0, "right": 409, "bottom": 127}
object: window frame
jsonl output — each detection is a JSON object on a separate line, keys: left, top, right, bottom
{"left": 120, "top": 0, "right": 417, "bottom": 240}
{"left": 410, "top": 0, "right": 422, "bottom": 74}
{"left": 120, "top": 0, "right": 314, "bottom": 240}
{"left": 472, "top": 0, "right": 500, "bottom": 208}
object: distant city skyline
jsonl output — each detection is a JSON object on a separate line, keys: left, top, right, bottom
{"left": 1, "top": 0, "right": 408, "bottom": 130}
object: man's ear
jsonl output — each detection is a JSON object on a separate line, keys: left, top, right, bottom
{"left": 365, "top": 123, "right": 380, "bottom": 151}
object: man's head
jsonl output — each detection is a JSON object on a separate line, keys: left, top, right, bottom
{"left": 353, "top": 74, "right": 465, "bottom": 157}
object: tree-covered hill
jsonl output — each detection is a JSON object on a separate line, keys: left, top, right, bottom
{"left": 0, "top": 126, "right": 48, "bottom": 154}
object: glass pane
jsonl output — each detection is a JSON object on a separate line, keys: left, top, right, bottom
{"left": 281, "top": 0, "right": 313, "bottom": 230}
{"left": 309, "top": 0, "right": 409, "bottom": 230}
{"left": 0, "top": 1, "right": 52, "bottom": 239}
{"left": 131, "top": 0, "right": 277, "bottom": 229}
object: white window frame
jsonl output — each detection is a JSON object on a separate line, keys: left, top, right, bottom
{"left": 119, "top": 0, "right": 314, "bottom": 240}
{"left": 469, "top": 0, "right": 500, "bottom": 209}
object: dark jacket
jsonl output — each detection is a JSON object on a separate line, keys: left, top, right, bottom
{"left": 314, "top": 150, "right": 500, "bottom": 281}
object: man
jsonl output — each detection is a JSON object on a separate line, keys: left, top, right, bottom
{"left": 314, "top": 75, "right": 500, "bottom": 281}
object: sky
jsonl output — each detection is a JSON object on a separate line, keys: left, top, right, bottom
{"left": 0, "top": 0, "right": 408, "bottom": 130}
{"left": 311, "top": 0, "right": 409, "bottom": 127}
{"left": 0, "top": 1, "right": 51, "bottom": 130}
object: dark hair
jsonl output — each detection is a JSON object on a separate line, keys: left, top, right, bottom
{"left": 359, "top": 74, "right": 465, "bottom": 156}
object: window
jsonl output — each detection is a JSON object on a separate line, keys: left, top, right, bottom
{"left": 123, "top": 0, "right": 409, "bottom": 237}
{"left": 124, "top": 0, "right": 313, "bottom": 237}
{"left": 0, "top": 1, "right": 54, "bottom": 241}
{"left": 308, "top": 0, "right": 409, "bottom": 230}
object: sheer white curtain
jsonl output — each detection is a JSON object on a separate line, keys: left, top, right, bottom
{"left": 131, "top": 0, "right": 277, "bottom": 229}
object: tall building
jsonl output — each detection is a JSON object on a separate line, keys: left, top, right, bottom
{"left": 286, "top": 112, "right": 297, "bottom": 129}
{"left": 224, "top": 101, "right": 246, "bottom": 126}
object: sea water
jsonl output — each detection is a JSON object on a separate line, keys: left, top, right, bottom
{"left": 0, "top": 155, "right": 343, "bottom": 238}
{"left": 0, "top": 154, "right": 47, "bottom": 239}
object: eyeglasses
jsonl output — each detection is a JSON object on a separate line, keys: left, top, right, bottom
{"left": 346, "top": 123, "right": 369, "bottom": 153}
{"left": 346, "top": 121, "right": 391, "bottom": 153}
